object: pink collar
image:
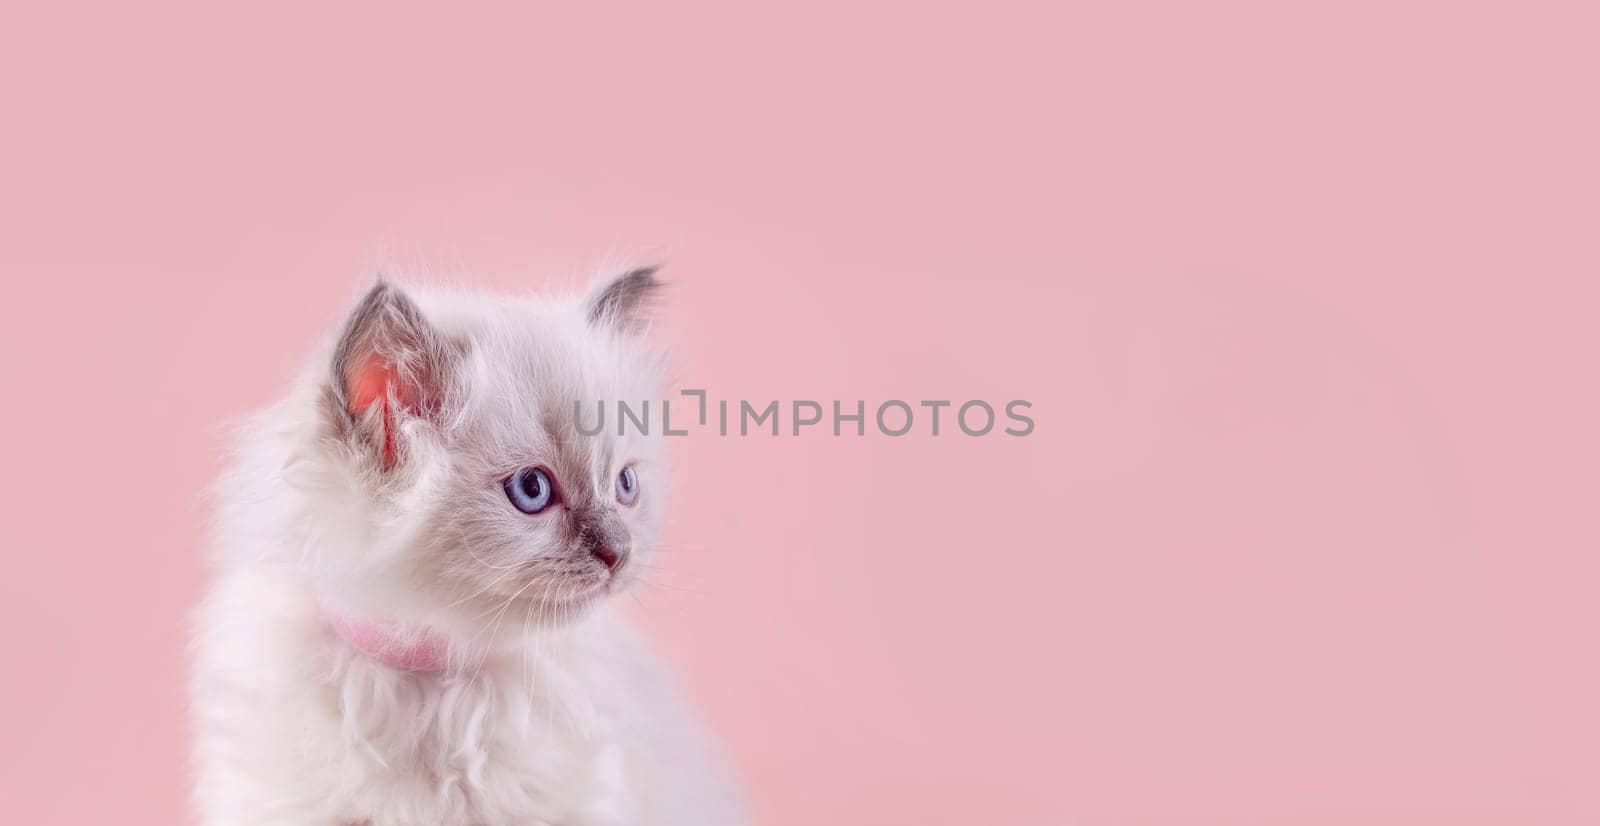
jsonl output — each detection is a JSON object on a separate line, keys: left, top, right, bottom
{"left": 324, "top": 610, "right": 454, "bottom": 673}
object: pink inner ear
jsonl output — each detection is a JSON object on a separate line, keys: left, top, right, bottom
{"left": 348, "top": 355, "right": 400, "bottom": 413}
{"left": 347, "top": 355, "right": 419, "bottom": 469}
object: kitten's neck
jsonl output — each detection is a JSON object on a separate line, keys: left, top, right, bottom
{"left": 316, "top": 598, "right": 584, "bottom": 674}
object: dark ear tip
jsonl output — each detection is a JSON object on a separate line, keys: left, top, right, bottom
{"left": 621, "top": 265, "right": 662, "bottom": 289}
{"left": 352, "top": 278, "right": 395, "bottom": 311}
{"left": 353, "top": 278, "right": 427, "bottom": 323}
{"left": 589, "top": 265, "right": 666, "bottom": 326}
{"left": 371, "top": 276, "right": 404, "bottom": 300}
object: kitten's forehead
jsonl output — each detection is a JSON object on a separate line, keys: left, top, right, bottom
{"left": 490, "top": 304, "right": 641, "bottom": 415}
{"left": 423, "top": 288, "right": 654, "bottom": 482}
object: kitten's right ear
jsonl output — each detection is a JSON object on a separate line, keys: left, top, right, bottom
{"left": 586, "top": 266, "right": 663, "bottom": 333}
{"left": 330, "top": 281, "right": 454, "bottom": 470}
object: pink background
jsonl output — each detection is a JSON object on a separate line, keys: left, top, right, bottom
{"left": 2, "top": 3, "right": 1598, "bottom": 824}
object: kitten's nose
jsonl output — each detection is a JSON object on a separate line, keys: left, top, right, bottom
{"left": 591, "top": 542, "right": 625, "bottom": 572}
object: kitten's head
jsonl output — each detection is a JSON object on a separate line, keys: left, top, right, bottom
{"left": 277, "top": 269, "right": 667, "bottom": 640}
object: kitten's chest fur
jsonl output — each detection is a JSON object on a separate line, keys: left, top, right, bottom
{"left": 326, "top": 653, "right": 632, "bottom": 825}
{"left": 192, "top": 570, "right": 648, "bottom": 826}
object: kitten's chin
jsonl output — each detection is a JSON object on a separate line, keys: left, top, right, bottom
{"left": 531, "top": 598, "right": 596, "bottom": 626}
{"left": 517, "top": 585, "right": 611, "bottom": 628}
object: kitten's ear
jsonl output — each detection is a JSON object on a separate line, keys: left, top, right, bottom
{"left": 586, "top": 266, "right": 662, "bottom": 332}
{"left": 330, "top": 280, "right": 454, "bottom": 470}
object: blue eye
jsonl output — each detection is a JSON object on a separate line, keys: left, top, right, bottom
{"left": 615, "top": 465, "right": 639, "bottom": 505}
{"left": 505, "top": 467, "right": 555, "bottom": 514}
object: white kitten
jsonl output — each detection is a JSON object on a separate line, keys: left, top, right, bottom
{"left": 190, "top": 270, "right": 744, "bottom": 826}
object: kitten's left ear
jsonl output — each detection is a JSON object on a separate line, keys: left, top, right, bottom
{"left": 586, "top": 266, "right": 663, "bottom": 332}
{"left": 330, "top": 280, "right": 457, "bottom": 470}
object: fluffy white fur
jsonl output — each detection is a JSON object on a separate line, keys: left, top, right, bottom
{"left": 190, "top": 272, "right": 744, "bottom": 826}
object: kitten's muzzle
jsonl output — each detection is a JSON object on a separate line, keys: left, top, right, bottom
{"left": 575, "top": 508, "right": 630, "bottom": 575}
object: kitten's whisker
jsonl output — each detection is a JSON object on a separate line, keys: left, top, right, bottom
{"left": 463, "top": 574, "right": 543, "bottom": 692}
{"left": 465, "top": 552, "right": 532, "bottom": 571}
{"left": 444, "top": 565, "right": 523, "bottom": 610}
